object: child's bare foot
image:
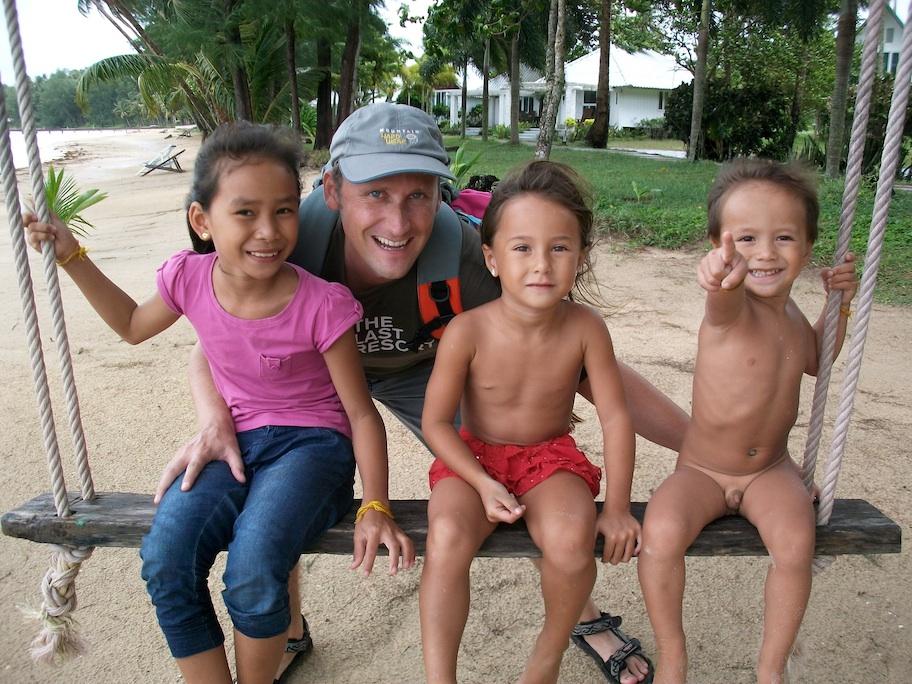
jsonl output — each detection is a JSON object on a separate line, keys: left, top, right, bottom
{"left": 274, "top": 614, "right": 312, "bottom": 683}
{"left": 571, "top": 612, "right": 653, "bottom": 683}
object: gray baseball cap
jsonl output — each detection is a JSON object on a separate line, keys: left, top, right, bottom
{"left": 329, "top": 103, "right": 455, "bottom": 183}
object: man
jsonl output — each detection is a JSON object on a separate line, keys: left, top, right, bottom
{"left": 164, "top": 103, "right": 686, "bottom": 683}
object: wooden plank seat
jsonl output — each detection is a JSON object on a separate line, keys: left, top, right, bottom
{"left": 2, "top": 493, "right": 901, "bottom": 557}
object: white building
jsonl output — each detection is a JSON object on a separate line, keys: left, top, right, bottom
{"left": 857, "top": 4, "right": 906, "bottom": 76}
{"left": 433, "top": 46, "right": 691, "bottom": 130}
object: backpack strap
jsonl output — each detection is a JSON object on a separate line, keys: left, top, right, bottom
{"left": 291, "top": 185, "right": 338, "bottom": 276}
{"left": 410, "top": 202, "right": 465, "bottom": 350}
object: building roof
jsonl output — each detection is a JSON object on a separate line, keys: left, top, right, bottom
{"left": 437, "top": 47, "right": 691, "bottom": 95}
{"left": 545, "top": 47, "right": 691, "bottom": 90}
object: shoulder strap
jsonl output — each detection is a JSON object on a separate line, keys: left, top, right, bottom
{"left": 411, "top": 203, "right": 465, "bottom": 349}
{"left": 291, "top": 185, "right": 338, "bottom": 276}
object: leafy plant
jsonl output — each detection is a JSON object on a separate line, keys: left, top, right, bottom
{"left": 44, "top": 166, "right": 107, "bottom": 237}
{"left": 449, "top": 143, "right": 482, "bottom": 188}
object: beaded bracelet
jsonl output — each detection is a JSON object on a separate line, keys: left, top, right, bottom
{"left": 56, "top": 244, "right": 88, "bottom": 267}
{"left": 355, "top": 499, "right": 394, "bottom": 523}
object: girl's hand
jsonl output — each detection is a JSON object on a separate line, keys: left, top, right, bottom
{"left": 153, "top": 421, "right": 245, "bottom": 504}
{"left": 479, "top": 479, "right": 525, "bottom": 524}
{"left": 23, "top": 211, "right": 78, "bottom": 261}
{"left": 351, "top": 509, "right": 416, "bottom": 577}
{"left": 821, "top": 251, "right": 858, "bottom": 304}
{"left": 698, "top": 232, "right": 747, "bottom": 292}
{"left": 596, "top": 509, "right": 641, "bottom": 565}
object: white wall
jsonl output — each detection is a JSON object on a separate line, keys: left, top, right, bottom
{"left": 610, "top": 88, "right": 667, "bottom": 128}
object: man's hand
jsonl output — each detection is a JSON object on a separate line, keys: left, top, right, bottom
{"left": 596, "top": 509, "right": 641, "bottom": 565}
{"left": 698, "top": 232, "right": 747, "bottom": 292}
{"left": 351, "top": 510, "right": 416, "bottom": 576}
{"left": 154, "top": 422, "right": 244, "bottom": 504}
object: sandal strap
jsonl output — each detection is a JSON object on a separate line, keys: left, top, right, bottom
{"left": 606, "top": 638, "right": 644, "bottom": 679}
{"left": 285, "top": 616, "right": 312, "bottom": 654}
{"left": 571, "top": 611, "right": 622, "bottom": 637}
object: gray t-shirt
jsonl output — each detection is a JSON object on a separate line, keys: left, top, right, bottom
{"left": 317, "top": 219, "right": 500, "bottom": 378}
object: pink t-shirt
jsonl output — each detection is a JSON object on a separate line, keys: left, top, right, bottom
{"left": 156, "top": 250, "right": 363, "bottom": 437}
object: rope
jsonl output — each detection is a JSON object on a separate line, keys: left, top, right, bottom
{"left": 801, "top": 0, "right": 885, "bottom": 494}
{"left": 25, "top": 545, "right": 95, "bottom": 664}
{"left": 2, "top": 0, "right": 98, "bottom": 665}
{"left": 817, "top": 4, "right": 912, "bottom": 525}
{"left": 0, "top": 79, "right": 70, "bottom": 518}
{"left": 2, "top": 0, "right": 94, "bottom": 502}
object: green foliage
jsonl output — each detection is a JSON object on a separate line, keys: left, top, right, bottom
{"left": 492, "top": 123, "right": 510, "bottom": 139}
{"left": 570, "top": 119, "right": 594, "bottom": 143}
{"left": 633, "top": 117, "right": 670, "bottom": 140}
{"left": 442, "top": 136, "right": 912, "bottom": 304}
{"left": 465, "top": 104, "right": 484, "bottom": 127}
{"left": 44, "top": 166, "right": 107, "bottom": 238}
{"left": 665, "top": 79, "right": 793, "bottom": 161}
{"left": 449, "top": 143, "right": 483, "bottom": 188}
{"left": 432, "top": 103, "right": 450, "bottom": 119}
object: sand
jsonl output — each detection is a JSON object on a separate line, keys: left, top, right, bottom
{"left": 0, "top": 130, "right": 909, "bottom": 683}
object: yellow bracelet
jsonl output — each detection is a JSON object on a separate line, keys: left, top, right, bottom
{"left": 839, "top": 304, "right": 852, "bottom": 318}
{"left": 56, "top": 244, "right": 88, "bottom": 267}
{"left": 355, "top": 499, "right": 394, "bottom": 523}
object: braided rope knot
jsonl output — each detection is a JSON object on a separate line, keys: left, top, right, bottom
{"left": 27, "top": 545, "right": 95, "bottom": 664}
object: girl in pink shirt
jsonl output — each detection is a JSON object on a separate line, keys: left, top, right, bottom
{"left": 26, "top": 122, "right": 414, "bottom": 684}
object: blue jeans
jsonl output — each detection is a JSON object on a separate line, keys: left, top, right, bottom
{"left": 140, "top": 426, "right": 355, "bottom": 659}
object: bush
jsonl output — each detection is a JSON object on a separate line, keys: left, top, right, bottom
{"left": 492, "top": 124, "right": 510, "bottom": 139}
{"left": 633, "top": 117, "right": 669, "bottom": 140}
{"left": 432, "top": 103, "right": 449, "bottom": 119}
{"left": 665, "top": 79, "right": 792, "bottom": 160}
{"left": 466, "top": 104, "right": 483, "bottom": 127}
{"left": 571, "top": 118, "right": 594, "bottom": 142}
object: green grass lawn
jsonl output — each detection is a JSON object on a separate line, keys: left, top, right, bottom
{"left": 445, "top": 136, "right": 912, "bottom": 305}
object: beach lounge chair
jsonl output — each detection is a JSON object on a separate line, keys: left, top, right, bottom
{"left": 139, "top": 144, "right": 185, "bottom": 176}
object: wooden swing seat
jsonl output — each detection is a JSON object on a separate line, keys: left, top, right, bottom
{"left": 2, "top": 492, "right": 901, "bottom": 557}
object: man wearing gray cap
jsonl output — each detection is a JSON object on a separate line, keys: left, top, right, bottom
{"left": 177, "top": 103, "right": 682, "bottom": 683}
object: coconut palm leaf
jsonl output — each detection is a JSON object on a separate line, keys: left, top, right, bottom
{"left": 44, "top": 166, "right": 107, "bottom": 238}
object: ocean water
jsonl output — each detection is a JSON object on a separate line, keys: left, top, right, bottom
{"left": 4, "top": 128, "right": 133, "bottom": 169}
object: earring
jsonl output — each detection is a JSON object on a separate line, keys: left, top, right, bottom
{"left": 489, "top": 267, "right": 497, "bottom": 276}
{"left": 200, "top": 232, "right": 210, "bottom": 241}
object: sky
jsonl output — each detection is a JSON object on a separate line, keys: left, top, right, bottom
{"left": 0, "top": 0, "right": 909, "bottom": 82}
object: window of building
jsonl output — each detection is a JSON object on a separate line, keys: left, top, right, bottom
{"left": 583, "top": 90, "right": 597, "bottom": 105}
{"left": 886, "top": 27, "right": 895, "bottom": 43}
{"left": 884, "top": 52, "right": 900, "bottom": 74}
{"left": 658, "top": 91, "right": 664, "bottom": 110}
{"left": 520, "top": 96, "right": 535, "bottom": 113}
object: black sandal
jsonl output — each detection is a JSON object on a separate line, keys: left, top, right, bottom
{"left": 570, "top": 612, "right": 654, "bottom": 683}
{"left": 274, "top": 614, "right": 313, "bottom": 683}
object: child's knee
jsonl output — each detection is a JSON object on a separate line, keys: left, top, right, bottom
{"left": 222, "top": 554, "right": 291, "bottom": 638}
{"left": 641, "top": 515, "right": 691, "bottom": 559}
{"left": 537, "top": 522, "right": 595, "bottom": 572}
{"left": 426, "top": 512, "right": 485, "bottom": 559}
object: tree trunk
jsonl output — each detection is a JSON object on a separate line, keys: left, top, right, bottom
{"left": 225, "top": 0, "right": 253, "bottom": 121}
{"left": 510, "top": 29, "right": 520, "bottom": 145}
{"left": 687, "top": 0, "right": 711, "bottom": 162}
{"left": 587, "top": 0, "right": 611, "bottom": 148}
{"left": 461, "top": 55, "right": 468, "bottom": 138}
{"left": 826, "top": 0, "right": 858, "bottom": 178}
{"left": 482, "top": 36, "right": 491, "bottom": 141}
{"left": 536, "top": 0, "right": 565, "bottom": 160}
{"left": 337, "top": 5, "right": 363, "bottom": 128}
{"left": 314, "top": 37, "right": 334, "bottom": 149}
{"left": 285, "top": 20, "right": 301, "bottom": 133}
{"left": 787, "top": 45, "right": 809, "bottom": 154}
{"left": 539, "top": 0, "right": 558, "bottom": 132}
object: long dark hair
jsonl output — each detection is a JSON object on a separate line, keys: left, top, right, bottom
{"left": 186, "top": 122, "right": 303, "bottom": 253}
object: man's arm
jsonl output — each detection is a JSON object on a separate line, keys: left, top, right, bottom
{"left": 579, "top": 364, "right": 689, "bottom": 452}
{"left": 153, "top": 343, "right": 243, "bottom": 503}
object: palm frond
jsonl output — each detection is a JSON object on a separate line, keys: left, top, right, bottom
{"left": 44, "top": 166, "right": 107, "bottom": 238}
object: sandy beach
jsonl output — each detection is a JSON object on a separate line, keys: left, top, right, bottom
{"left": 0, "top": 130, "right": 909, "bottom": 683}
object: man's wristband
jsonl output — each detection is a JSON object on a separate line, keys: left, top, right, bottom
{"left": 355, "top": 499, "right": 394, "bottom": 523}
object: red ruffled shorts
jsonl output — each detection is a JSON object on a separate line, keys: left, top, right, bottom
{"left": 428, "top": 428, "right": 602, "bottom": 497}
